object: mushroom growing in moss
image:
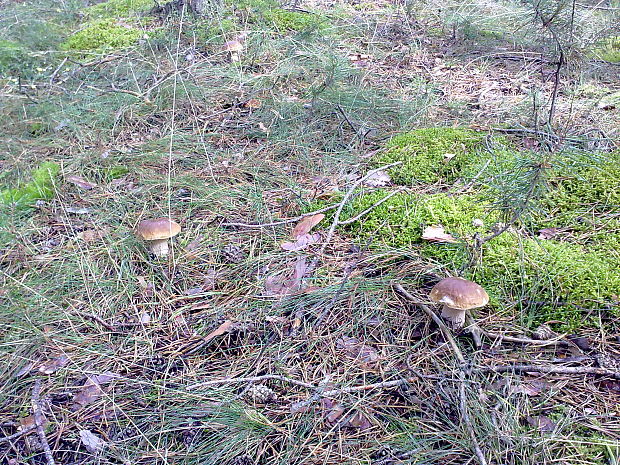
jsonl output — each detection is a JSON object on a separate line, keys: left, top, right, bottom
{"left": 136, "top": 218, "right": 181, "bottom": 257}
{"left": 429, "top": 277, "right": 488, "bottom": 328}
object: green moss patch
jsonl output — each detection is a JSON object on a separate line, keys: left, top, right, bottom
{"left": 594, "top": 36, "right": 620, "bottom": 63}
{"left": 86, "top": 0, "right": 154, "bottom": 19}
{"left": 375, "top": 128, "right": 486, "bottom": 184}
{"left": 62, "top": 19, "right": 143, "bottom": 51}
{"left": 264, "top": 9, "right": 325, "bottom": 31}
{"left": 1, "top": 162, "right": 60, "bottom": 207}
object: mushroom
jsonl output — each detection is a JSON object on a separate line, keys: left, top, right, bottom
{"left": 223, "top": 39, "right": 244, "bottom": 62}
{"left": 136, "top": 218, "right": 181, "bottom": 257}
{"left": 429, "top": 277, "right": 488, "bottom": 328}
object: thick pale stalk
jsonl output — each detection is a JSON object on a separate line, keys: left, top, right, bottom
{"left": 148, "top": 239, "right": 169, "bottom": 257}
{"left": 441, "top": 304, "right": 466, "bottom": 328}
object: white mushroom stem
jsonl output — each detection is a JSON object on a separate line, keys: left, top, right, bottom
{"left": 147, "top": 239, "right": 170, "bottom": 257}
{"left": 441, "top": 305, "right": 466, "bottom": 329}
{"left": 230, "top": 51, "right": 240, "bottom": 62}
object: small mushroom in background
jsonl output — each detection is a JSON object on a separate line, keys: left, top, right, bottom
{"left": 136, "top": 218, "right": 181, "bottom": 257}
{"left": 429, "top": 277, "right": 489, "bottom": 329}
{"left": 222, "top": 32, "right": 249, "bottom": 62}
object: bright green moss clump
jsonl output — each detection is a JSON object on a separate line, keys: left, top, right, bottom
{"left": 62, "top": 19, "right": 143, "bottom": 51}
{"left": 86, "top": 0, "right": 154, "bottom": 18}
{"left": 1, "top": 162, "right": 60, "bottom": 207}
{"left": 376, "top": 128, "right": 485, "bottom": 185}
{"left": 264, "top": 9, "right": 324, "bottom": 31}
{"left": 595, "top": 36, "right": 620, "bottom": 63}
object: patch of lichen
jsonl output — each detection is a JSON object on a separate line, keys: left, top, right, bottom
{"left": 374, "top": 128, "right": 487, "bottom": 185}
{"left": 86, "top": 0, "right": 154, "bottom": 19}
{"left": 0, "top": 162, "right": 60, "bottom": 207}
{"left": 62, "top": 19, "right": 143, "bottom": 51}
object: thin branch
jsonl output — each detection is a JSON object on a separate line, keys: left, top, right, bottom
{"left": 338, "top": 188, "right": 405, "bottom": 225}
{"left": 221, "top": 203, "right": 339, "bottom": 228}
{"left": 31, "top": 380, "right": 56, "bottom": 465}
{"left": 478, "top": 364, "right": 620, "bottom": 379}
{"left": 187, "top": 374, "right": 317, "bottom": 390}
{"left": 0, "top": 425, "right": 37, "bottom": 444}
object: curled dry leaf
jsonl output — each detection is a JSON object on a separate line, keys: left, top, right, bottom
{"left": 291, "top": 214, "right": 325, "bottom": 239}
{"left": 281, "top": 233, "right": 321, "bottom": 251}
{"left": 66, "top": 175, "right": 97, "bottom": 190}
{"left": 38, "top": 354, "right": 70, "bottom": 375}
{"left": 72, "top": 372, "right": 118, "bottom": 409}
{"left": 79, "top": 429, "right": 107, "bottom": 453}
{"left": 538, "top": 227, "right": 560, "bottom": 240}
{"left": 203, "top": 320, "right": 233, "bottom": 343}
{"left": 336, "top": 336, "right": 381, "bottom": 369}
{"left": 526, "top": 415, "right": 556, "bottom": 433}
{"left": 421, "top": 225, "right": 458, "bottom": 243}
{"left": 265, "top": 256, "right": 309, "bottom": 296}
{"left": 363, "top": 170, "right": 391, "bottom": 187}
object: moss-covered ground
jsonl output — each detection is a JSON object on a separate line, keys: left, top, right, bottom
{"left": 1, "top": 1, "right": 620, "bottom": 464}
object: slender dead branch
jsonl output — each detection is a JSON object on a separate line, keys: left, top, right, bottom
{"left": 187, "top": 374, "right": 317, "bottom": 390}
{"left": 221, "top": 203, "right": 339, "bottom": 228}
{"left": 0, "top": 425, "right": 37, "bottom": 444}
{"left": 478, "top": 364, "right": 620, "bottom": 379}
{"left": 31, "top": 380, "right": 56, "bottom": 465}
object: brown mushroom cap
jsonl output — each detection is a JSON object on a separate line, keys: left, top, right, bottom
{"left": 429, "top": 277, "right": 489, "bottom": 310}
{"left": 137, "top": 218, "right": 181, "bottom": 241}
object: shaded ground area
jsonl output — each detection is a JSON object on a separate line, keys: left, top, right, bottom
{"left": 1, "top": 0, "right": 620, "bottom": 464}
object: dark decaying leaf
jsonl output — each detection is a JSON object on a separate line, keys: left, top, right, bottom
{"left": 336, "top": 336, "right": 381, "bottom": 369}
{"left": 264, "top": 257, "right": 309, "bottom": 296}
{"left": 72, "top": 372, "right": 118, "bottom": 409}
{"left": 38, "top": 354, "right": 70, "bottom": 374}
{"left": 538, "top": 227, "right": 560, "bottom": 240}
{"left": 526, "top": 415, "right": 557, "bottom": 433}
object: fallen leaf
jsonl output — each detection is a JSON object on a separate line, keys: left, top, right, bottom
{"left": 15, "top": 362, "right": 34, "bottom": 378}
{"left": 337, "top": 336, "right": 380, "bottom": 369}
{"left": 244, "top": 98, "right": 262, "bottom": 109}
{"left": 538, "top": 227, "right": 559, "bottom": 240}
{"left": 79, "top": 429, "right": 106, "bottom": 453}
{"left": 72, "top": 372, "right": 118, "bottom": 409}
{"left": 281, "top": 233, "right": 321, "bottom": 251}
{"left": 443, "top": 152, "right": 457, "bottom": 162}
{"left": 65, "top": 207, "right": 92, "bottom": 215}
{"left": 264, "top": 257, "right": 309, "bottom": 296}
{"left": 203, "top": 320, "right": 233, "bottom": 343}
{"left": 66, "top": 176, "right": 97, "bottom": 190}
{"left": 347, "top": 411, "right": 373, "bottom": 430}
{"left": 38, "top": 355, "right": 70, "bottom": 375}
{"left": 509, "top": 380, "right": 551, "bottom": 396}
{"left": 526, "top": 415, "right": 556, "bottom": 433}
{"left": 291, "top": 214, "right": 325, "bottom": 239}
{"left": 321, "top": 399, "right": 345, "bottom": 423}
{"left": 20, "top": 414, "right": 46, "bottom": 430}
{"left": 77, "top": 229, "right": 103, "bottom": 243}
{"left": 421, "top": 225, "right": 458, "bottom": 243}
{"left": 363, "top": 170, "right": 391, "bottom": 187}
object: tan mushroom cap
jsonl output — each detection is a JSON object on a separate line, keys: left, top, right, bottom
{"left": 136, "top": 218, "right": 181, "bottom": 241}
{"left": 223, "top": 39, "right": 243, "bottom": 52}
{"left": 429, "top": 277, "right": 489, "bottom": 310}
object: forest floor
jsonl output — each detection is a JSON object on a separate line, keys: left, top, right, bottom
{"left": 1, "top": 0, "right": 620, "bottom": 464}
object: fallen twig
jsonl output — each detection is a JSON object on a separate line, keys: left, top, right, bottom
{"left": 31, "top": 379, "right": 56, "bottom": 465}
{"left": 0, "top": 425, "right": 37, "bottom": 444}
{"left": 221, "top": 203, "right": 339, "bottom": 228}
{"left": 187, "top": 374, "right": 317, "bottom": 390}
{"left": 478, "top": 364, "right": 620, "bottom": 379}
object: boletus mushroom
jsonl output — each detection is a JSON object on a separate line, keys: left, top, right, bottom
{"left": 136, "top": 218, "right": 181, "bottom": 257}
{"left": 429, "top": 277, "right": 488, "bottom": 328}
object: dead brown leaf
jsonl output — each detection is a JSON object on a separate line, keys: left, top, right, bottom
{"left": 526, "top": 415, "right": 556, "bottom": 433}
{"left": 422, "top": 225, "right": 458, "bottom": 243}
{"left": 72, "top": 372, "right": 117, "bottom": 409}
{"left": 538, "top": 227, "right": 560, "bottom": 240}
{"left": 291, "top": 214, "right": 325, "bottom": 239}
{"left": 203, "top": 320, "right": 233, "bottom": 343}
{"left": 66, "top": 175, "right": 97, "bottom": 190}
{"left": 264, "top": 257, "right": 309, "bottom": 296}
{"left": 38, "top": 355, "right": 70, "bottom": 375}
{"left": 336, "top": 336, "right": 381, "bottom": 369}
{"left": 281, "top": 233, "right": 321, "bottom": 251}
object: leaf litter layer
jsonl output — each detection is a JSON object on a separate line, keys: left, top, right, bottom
{"left": 1, "top": 1, "right": 620, "bottom": 465}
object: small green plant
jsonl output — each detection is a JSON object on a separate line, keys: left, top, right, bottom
{"left": 595, "top": 36, "right": 620, "bottom": 63}
{"left": 0, "top": 162, "right": 60, "bottom": 207}
{"left": 62, "top": 19, "right": 143, "bottom": 51}
{"left": 375, "top": 128, "right": 486, "bottom": 184}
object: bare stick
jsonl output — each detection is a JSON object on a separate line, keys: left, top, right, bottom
{"left": 478, "top": 364, "right": 620, "bottom": 379}
{"left": 221, "top": 203, "right": 339, "bottom": 228}
{"left": 459, "top": 376, "right": 488, "bottom": 465}
{"left": 338, "top": 188, "right": 405, "bottom": 225}
{"left": 315, "top": 162, "right": 402, "bottom": 260}
{"left": 31, "top": 380, "right": 56, "bottom": 465}
{"left": 482, "top": 330, "right": 571, "bottom": 347}
{"left": 0, "top": 425, "right": 37, "bottom": 444}
{"left": 394, "top": 283, "right": 465, "bottom": 364}
{"left": 188, "top": 374, "right": 317, "bottom": 390}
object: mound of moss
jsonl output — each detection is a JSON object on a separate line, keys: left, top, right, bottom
{"left": 375, "top": 128, "right": 486, "bottom": 185}
{"left": 62, "top": 19, "right": 143, "bottom": 51}
{"left": 86, "top": 0, "right": 154, "bottom": 18}
{"left": 231, "top": 0, "right": 325, "bottom": 32}
{"left": 1, "top": 162, "right": 60, "bottom": 207}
